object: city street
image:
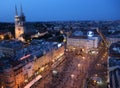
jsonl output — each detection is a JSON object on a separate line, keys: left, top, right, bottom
{"left": 86, "top": 47, "right": 108, "bottom": 88}
{"left": 31, "top": 47, "right": 108, "bottom": 88}
{"left": 31, "top": 51, "right": 91, "bottom": 88}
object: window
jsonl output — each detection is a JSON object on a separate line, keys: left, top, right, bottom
{"left": 6, "top": 81, "right": 14, "bottom": 84}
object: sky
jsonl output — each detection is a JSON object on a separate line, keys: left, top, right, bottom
{"left": 0, "top": 0, "right": 120, "bottom": 22}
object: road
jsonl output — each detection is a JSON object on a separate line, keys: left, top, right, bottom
{"left": 31, "top": 51, "right": 92, "bottom": 88}
{"left": 31, "top": 55, "right": 66, "bottom": 88}
{"left": 31, "top": 47, "right": 108, "bottom": 88}
{"left": 86, "top": 47, "right": 108, "bottom": 88}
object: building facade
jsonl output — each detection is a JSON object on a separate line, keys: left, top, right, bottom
{"left": 67, "top": 35, "right": 99, "bottom": 53}
{"left": 15, "top": 5, "right": 26, "bottom": 41}
{"left": 107, "top": 42, "right": 120, "bottom": 88}
{"left": 0, "top": 40, "right": 65, "bottom": 88}
{"left": 107, "top": 37, "right": 120, "bottom": 45}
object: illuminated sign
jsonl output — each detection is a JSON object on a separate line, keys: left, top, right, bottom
{"left": 87, "top": 31, "right": 94, "bottom": 37}
{"left": 58, "top": 43, "right": 62, "bottom": 48}
{"left": 20, "top": 54, "right": 31, "bottom": 60}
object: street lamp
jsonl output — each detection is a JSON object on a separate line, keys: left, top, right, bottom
{"left": 71, "top": 74, "right": 75, "bottom": 79}
{"left": 82, "top": 56, "right": 85, "bottom": 60}
{"left": 77, "top": 64, "right": 81, "bottom": 68}
{"left": 95, "top": 74, "right": 98, "bottom": 77}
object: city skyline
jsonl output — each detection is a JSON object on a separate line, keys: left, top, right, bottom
{"left": 0, "top": 1, "right": 120, "bottom": 86}
{"left": 0, "top": 0, "right": 120, "bottom": 22}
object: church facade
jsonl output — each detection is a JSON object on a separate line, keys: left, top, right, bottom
{"left": 15, "top": 5, "right": 26, "bottom": 41}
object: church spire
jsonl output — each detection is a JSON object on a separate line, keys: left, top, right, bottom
{"left": 20, "top": 4, "right": 24, "bottom": 16}
{"left": 15, "top": 5, "right": 18, "bottom": 16}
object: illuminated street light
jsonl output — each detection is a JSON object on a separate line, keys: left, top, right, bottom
{"left": 95, "top": 74, "right": 98, "bottom": 77}
{"left": 97, "top": 80, "right": 103, "bottom": 85}
{"left": 71, "top": 74, "right": 75, "bottom": 79}
{"left": 58, "top": 43, "right": 62, "bottom": 48}
{"left": 72, "top": 47, "right": 75, "bottom": 50}
{"left": 24, "top": 79, "right": 28, "bottom": 83}
{"left": 52, "top": 70, "right": 58, "bottom": 75}
{"left": 82, "top": 57, "right": 85, "bottom": 60}
{"left": 77, "top": 64, "right": 81, "bottom": 68}
{"left": 52, "top": 59, "right": 55, "bottom": 63}
{"left": 65, "top": 49, "right": 68, "bottom": 52}
{"left": 97, "top": 64, "right": 100, "bottom": 66}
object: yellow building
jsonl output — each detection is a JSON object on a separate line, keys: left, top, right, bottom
{"left": 0, "top": 41, "right": 65, "bottom": 88}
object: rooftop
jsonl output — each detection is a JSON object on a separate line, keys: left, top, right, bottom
{"left": 109, "top": 41, "right": 120, "bottom": 57}
{"left": 109, "top": 57, "right": 120, "bottom": 67}
{"left": 0, "top": 39, "right": 64, "bottom": 71}
{"left": 108, "top": 57, "right": 120, "bottom": 88}
{"left": 0, "top": 40, "right": 23, "bottom": 50}
{"left": 69, "top": 30, "right": 99, "bottom": 39}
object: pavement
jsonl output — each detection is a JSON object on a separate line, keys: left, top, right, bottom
{"left": 86, "top": 47, "right": 108, "bottom": 88}
{"left": 31, "top": 48, "right": 108, "bottom": 88}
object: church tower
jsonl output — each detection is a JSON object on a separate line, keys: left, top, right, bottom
{"left": 15, "top": 5, "right": 26, "bottom": 40}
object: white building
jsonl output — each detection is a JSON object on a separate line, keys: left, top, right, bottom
{"left": 67, "top": 36, "right": 99, "bottom": 52}
{"left": 67, "top": 31, "right": 99, "bottom": 52}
